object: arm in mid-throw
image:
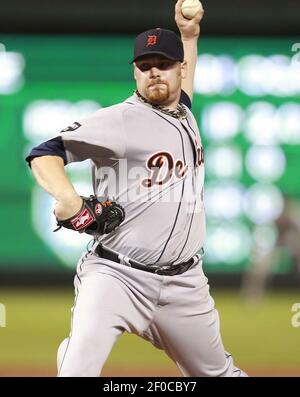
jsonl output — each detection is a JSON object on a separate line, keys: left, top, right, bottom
{"left": 175, "top": 0, "right": 204, "bottom": 102}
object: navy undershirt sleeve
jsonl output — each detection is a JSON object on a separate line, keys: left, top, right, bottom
{"left": 180, "top": 90, "right": 192, "bottom": 109}
{"left": 25, "top": 136, "right": 67, "bottom": 166}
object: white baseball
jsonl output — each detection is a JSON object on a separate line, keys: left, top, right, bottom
{"left": 181, "top": 0, "right": 203, "bottom": 20}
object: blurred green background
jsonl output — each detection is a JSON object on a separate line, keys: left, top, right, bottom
{"left": 0, "top": 35, "right": 300, "bottom": 271}
{"left": 0, "top": 34, "right": 300, "bottom": 376}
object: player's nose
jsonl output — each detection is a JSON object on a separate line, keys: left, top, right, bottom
{"left": 149, "top": 66, "right": 161, "bottom": 78}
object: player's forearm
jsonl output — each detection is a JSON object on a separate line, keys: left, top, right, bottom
{"left": 31, "top": 156, "right": 83, "bottom": 219}
{"left": 181, "top": 37, "right": 198, "bottom": 101}
{"left": 175, "top": 0, "right": 203, "bottom": 101}
{"left": 31, "top": 156, "right": 76, "bottom": 200}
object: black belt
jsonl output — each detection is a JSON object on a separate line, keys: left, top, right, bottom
{"left": 94, "top": 244, "right": 197, "bottom": 276}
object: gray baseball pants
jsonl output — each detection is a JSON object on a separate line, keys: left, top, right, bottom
{"left": 57, "top": 251, "right": 247, "bottom": 377}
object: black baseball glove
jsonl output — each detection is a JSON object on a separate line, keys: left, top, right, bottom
{"left": 54, "top": 195, "right": 125, "bottom": 236}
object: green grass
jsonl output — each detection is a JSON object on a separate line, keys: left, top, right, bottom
{"left": 0, "top": 289, "right": 73, "bottom": 366}
{"left": 0, "top": 288, "right": 299, "bottom": 373}
{"left": 215, "top": 291, "right": 300, "bottom": 369}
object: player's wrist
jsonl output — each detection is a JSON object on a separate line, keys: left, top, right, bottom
{"left": 180, "top": 28, "right": 200, "bottom": 41}
{"left": 55, "top": 190, "right": 81, "bottom": 203}
{"left": 54, "top": 195, "right": 83, "bottom": 221}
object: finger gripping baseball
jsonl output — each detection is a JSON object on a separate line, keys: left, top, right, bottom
{"left": 54, "top": 196, "right": 125, "bottom": 235}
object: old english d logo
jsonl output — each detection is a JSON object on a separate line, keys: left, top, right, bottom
{"left": 147, "top": 35, "right": 157, "bottom": 47}
{"left": 142, "top": 151, "right": 188, "bottom": 188}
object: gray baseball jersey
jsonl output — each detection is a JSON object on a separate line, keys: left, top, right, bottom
{"left": 60, "top": 93, "right": 205, "bottom": 266}
{"left": 27, "top": 92, "right": 246, "bottom": 377}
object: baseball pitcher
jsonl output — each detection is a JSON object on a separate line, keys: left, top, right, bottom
{"left": 26, "top": 0, "right": 247, "bottom": 377}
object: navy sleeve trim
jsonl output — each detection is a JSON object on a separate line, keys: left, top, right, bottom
{"left": 25, "top": 136, "right": 67, "bottom": 166}
{"left": 180, "top": 90, "right": 192, "bottom": 110}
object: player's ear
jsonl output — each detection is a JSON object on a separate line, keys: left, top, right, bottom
{"left": 181, "top": 61, "right": 187, "bottom": 80}
{"left": 133, "top": 63, "right": 138, "bottom": 81}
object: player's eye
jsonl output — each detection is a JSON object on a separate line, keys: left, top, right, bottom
{"left": 157, "top": 62, "right": 172, "bottom": 70}
{"left": 137, "top": 63, "right": 152, "bottom": 71}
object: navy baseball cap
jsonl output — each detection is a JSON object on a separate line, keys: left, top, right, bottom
{"left": 131, "top": 28, "right": 184, "bottom": 63}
